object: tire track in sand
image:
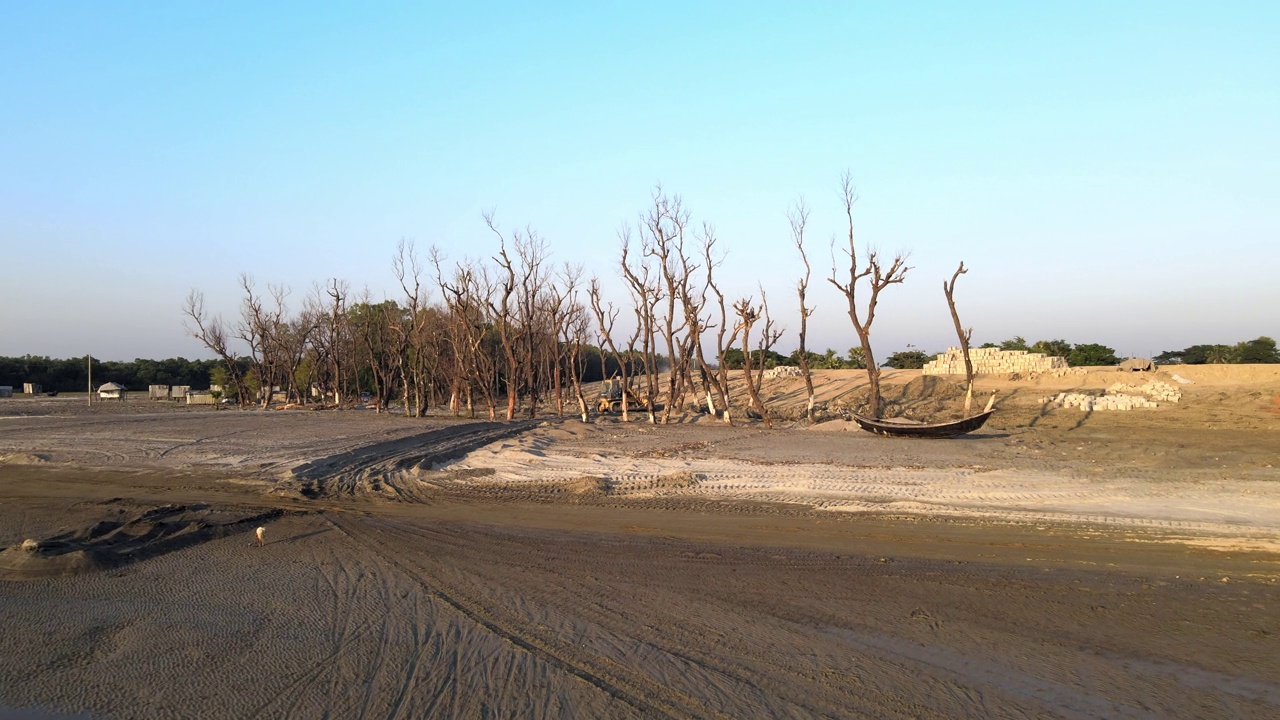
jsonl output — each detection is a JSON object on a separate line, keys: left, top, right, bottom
{"left": 324, "top": 513, "right": 702, "bottom": 720}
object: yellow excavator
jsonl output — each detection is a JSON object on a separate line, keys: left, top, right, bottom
{"left": 596, "top": 378, "right": 653, "bottom": 415}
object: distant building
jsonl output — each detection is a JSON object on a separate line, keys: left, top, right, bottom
{"left": 98, "top": 382, "right": 127, "bottom": 400}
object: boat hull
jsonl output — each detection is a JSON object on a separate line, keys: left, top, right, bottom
{"left": 851, "top": 410, "right": 994, "bottom": 438}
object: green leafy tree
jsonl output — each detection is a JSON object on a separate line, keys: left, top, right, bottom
{"left": 882, "top": 350, "right": 930, "bottom": 369}
{"left": 816, "top": 349, "right": 842, "bottom": 369}
{"left": 1030, "top": 339, "right": 1072, "bottom": 358}
{"left": 1204, "top": 345, "right": 1234, "bottom": 364}
{"left": 999, "top": 336, "right": 1030, "bottom": 352}
{"left": 1234, "top": 336, "right": 1280, "bottom": 364}
{"left": 1067, "top": 343, "right": 1119, "bottom": 367}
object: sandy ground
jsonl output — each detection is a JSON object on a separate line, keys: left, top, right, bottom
{"left": 1, "top": 366, "right": 1278, "bottom": 718}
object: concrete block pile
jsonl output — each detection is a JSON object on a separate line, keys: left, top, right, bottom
{"left": 1107, "top": 380, "right": 1181, "bottom": 403}
{"left": 764, "top": 366, "right": 803, "bottom": 379}
{"left": 1045, "top": 392, "right": 1158, "bottom": 411}
{"left": 924, "top": 347, "right": 1068, "bottom": 376}
{"left": 1043, "top": 380, "right": 1181, "bottom": 411}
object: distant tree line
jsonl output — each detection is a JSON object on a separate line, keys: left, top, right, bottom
{"left": 1153, "top": 337, "right": 1278, "bottom": 365}
{"left": 0, "top": 356, "right": 219, "bottom": 393}
{"left": 976, "top": 337, "right": 1120, "bottom": 367}
{"left": 977, "top": 335, "right": 1280, "bottom": 366}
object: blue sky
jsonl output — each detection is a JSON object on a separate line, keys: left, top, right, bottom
{"left": 2, "top": 1, "right": 1276, "bottom": 361}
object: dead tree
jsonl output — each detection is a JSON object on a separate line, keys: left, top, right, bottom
{"left": 315, "top": 279, "right": 350, "bottom": 404}
{"left": 826, "top": 173, "right": 911, "bottom": 419}
{"left": 753, "top": 285, "right": 783, "bottom": 392}
{"left": 183, "top": 290, "right": 248, "bottom": 406}
{"left": 943, "top": 261, "right": 976, "bottom": 415}
{"left": 790, "top": 199, "right": 818, "bottom": 422}
{"left": 642, "top": 188, "right": 692, "bottom": 423}
{"left": 392, "top": 240, "right": 443, "bottom": 417}
{"left": 620, "top": 231, "right": 660, "bottom": 424}
{"left": 702, "top": 229, "right": 738, "bottom": 424}
{"left": 733, "top": 297, "right": 772, "bottom": 428}
{"left": 561, "top": 296, "right": 593, "bottom": 422}
{"left": 234, "top": 275, "right": 285, "bottom": 408}
{"left": 349, "top": 294, "right": 402, "bottom": 413}
{"left": 277, "top": 294, "right": 320, "bottom": 404}
{"left": 434, "top": 252, "right": 498, "bottom": 420}
{"left": 678, "top": 224, "right": 722, "bottom": 418}
{"left": 484, "top": 216, "right": 522, "bottom": 420}
{"left": 588, "top": 277, "right": 629, "bottom": 419}
{"left": 547, "top": 263, "right": 583, "bottom": 417}
{"left": 513, "top": 230, "right": 551, "bottom": 419}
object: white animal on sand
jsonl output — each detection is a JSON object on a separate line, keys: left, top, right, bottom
{"left": 255, "top": 526, "right": 265, "bottom": 547}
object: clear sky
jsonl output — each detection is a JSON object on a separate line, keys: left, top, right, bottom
{"left": 2, "top": 1, "right": 1276, "bottom": 361}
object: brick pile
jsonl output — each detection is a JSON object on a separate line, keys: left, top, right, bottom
{"left": 924, "top": 347, "right": 1067, "bottom": 376}
{"left": 1045, "top": 392, "right": 1157, "bottom": 411}
{"left": 1043, "top": 379, "right": 1182, "bottom": 412}
{"left": 1106, "top": 380, "right": 1181, "bottom": 403}
{"left": 764, "top": 366, "right": 803, "bottom": 379}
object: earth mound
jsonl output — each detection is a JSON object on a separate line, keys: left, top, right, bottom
{"left": 0, "top": 503, "right": 284, "bottom": 579}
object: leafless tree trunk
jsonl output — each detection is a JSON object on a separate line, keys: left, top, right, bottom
{"left": 589, "top": 277, "right": 633, "bottom": 421}
{"left": 434, "top": 252, "right": 497, "bottom": 420}
{"left": 234, "top": 274, "right": 284, "bottom": 409}
{"left": 826, "top": 172, "right": 911, "bottom": 419}
{"left": 562, "top": 298, "right": 592, "bottom": 422}
{"left": 316, "top": 279, "right": 350, "bottom": 405}
{"left": 393, "top": 240, "right": 432, "bottom": 417}
{"left": 278, "top": 293, "right": 320, "bottom": 404}
{"left": 183, "top": 290, "right": 248, "bottom": 407}
{"left": 944, "top": 261, "right": 976, "bottom": 416}
{"left": 620, "top": 231, "right": 660, "bottom": 424}
{"left": 676, "top": 225, "right": 718, "bottom": 419}
{"left": 484, "top": 219, "right": 521, "bottom": 421}
{"left": 753, "top": 285, "right": 783, "bottom": 392}
{"left": 733, "top": 297, "right": 771, "bottom": 428}
{"left": 702, "top": 229, "right": 737, "bottom": 424}
{"left": 514, "top": 231, "right": 550, "bottom": 419}
{"left": 548, "top": 264, "right": 583, "bottom": 417}
{"left": 790, "top": 199, "right": 818, "bottom": 422}
{"left": 485, "top": 214, "right": 553, "bottom": 420}
{"left": 642, "top": 188, "right": 692, "bottom": 424}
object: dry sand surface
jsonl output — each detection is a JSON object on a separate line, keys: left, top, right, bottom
{"left": 1, "top": 366, "right": 1279, "bottom": 719}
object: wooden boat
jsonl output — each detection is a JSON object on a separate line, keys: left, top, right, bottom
{"left": 851, "top": 410, "right": 994, "bottom": 438}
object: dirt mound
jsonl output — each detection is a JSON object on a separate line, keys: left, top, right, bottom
{"left": 0, "top": 504, "right": 284, "bottom": 579}
{"left": 652, "top": 471, "right": 702, "bottom": 490}
{"left": 565, "top": 476, "right": 611, "bottom": 495}
{"left": 0, "top": 452, "right": 49, "bottom": 465}
{"left": 288, "top": 420, "right": 541, "bottom": 501}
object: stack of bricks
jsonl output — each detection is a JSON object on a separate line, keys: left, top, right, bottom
{"left": 1106, "top": 380, "right": 1181, "bottom": 403}
{"left": 1043, "top": 381, "right": 1180, "bottom": 411}
{"left": 1045, "top": 392, "right": 1157, "bottom": 411}
{"left": 763, "top": 366, "right": 803, "bottom": 379}
{"left": 923, "top": 347, "right": 1068, "bottom": 376}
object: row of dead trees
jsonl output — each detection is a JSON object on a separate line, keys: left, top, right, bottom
{"left": 185, "top": 175, "right": 978, "bottom": 422}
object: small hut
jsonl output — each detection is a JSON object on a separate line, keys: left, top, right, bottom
{"left": 98, "top": 382, "right": 127, "bottom": 400}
